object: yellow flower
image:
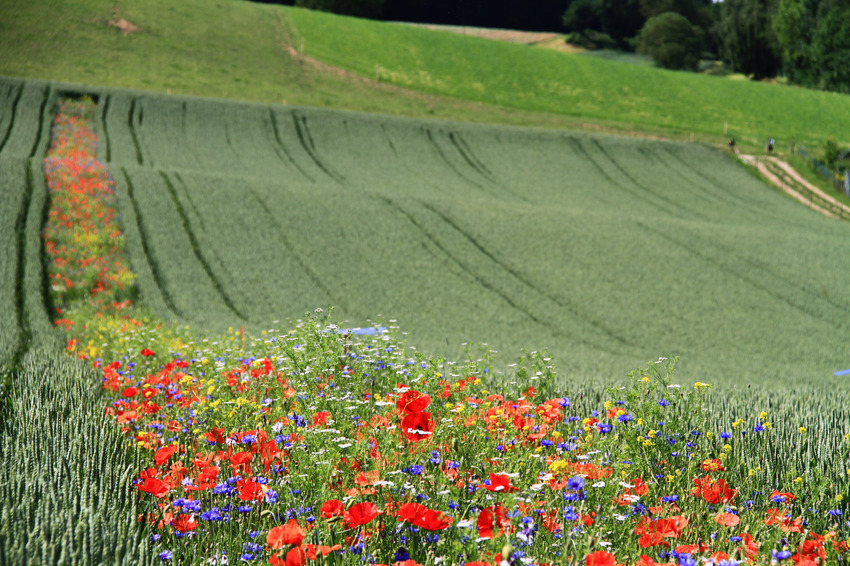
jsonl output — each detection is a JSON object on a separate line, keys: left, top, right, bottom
{"left": 641, "top": 376, "right": 650, "bottom": 383}
{"left": 732, "top": 419, "right": 744, "bottom": 429}
{"left": 794, "top": 477, "right": 803, "bottom": 484}
{"left": 836, "top": 494, "right": 844, "bottom": 503}
{"left": 604, "top": 401, "right": 613, "bottom": 410}
{"left": 723, "top": 444, "right": 732, "bottom": 453}
{"left": 799, "top": 427, "right": 807, "bottom": 434}
{"left": 759, "top": 411, "right": 768, "bottom": 421}
{"left": 718, "top": 452, "right": 727, "bottom": 460}
{"left": 648, "top": 429, "right": 657, "bottom": 438}
{"left": 694, "top": 381, "right": 710, "bottom": 389}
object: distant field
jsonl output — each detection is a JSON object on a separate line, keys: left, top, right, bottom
{"left": 13, "top": 81, "right": 826, "bottom": 385}
{"left": 286, "top": 7, "right": 850, "bottom": 149}
{"left": 2, "top": 0, "right": 850, "bottom": 151}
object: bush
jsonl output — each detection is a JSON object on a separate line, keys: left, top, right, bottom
{"left": 636, "top": 11, "right": 704, "bottom": 70}
{"left": 566, "top": 29, "right": 619, "bottom": 50}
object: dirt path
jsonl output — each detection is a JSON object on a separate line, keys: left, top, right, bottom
{"left": 739, "top": 154, "right": 848, "bottom": 219}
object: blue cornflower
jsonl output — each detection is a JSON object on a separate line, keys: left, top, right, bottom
{"left": 658, "top": 399, "right": 670, "bottom": 407}
{"left": 242, "top": 435, "right": 256, "bottom": 444}
{"left": 771, "top": 550, "right": 792, "bottom": 561}
{"left": 158, "top": 550, "right": 173, "bottom": 561}
{"left": 566, "top": 476, "right": 585, "bottom": 491}
{"left": 598, "top": 423, "right": 613, "bottom": 434}
{"left": 618, "top": 413, "right": 633, "bottom": 423}
{"left": 720, "top": 431, "right": 732, "bottom": 439}
{"left": 408, "top": 465, "right": 424, "bottom": 475}
{"left": 429, "top": 450, "right": 441, "bottom": 465}
{"left": 829, "top": 509, "right": 843, "bottom": 516}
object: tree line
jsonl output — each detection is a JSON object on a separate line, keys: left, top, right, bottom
{"left": 258, "top": 0, "right": 850, "bottom": 93}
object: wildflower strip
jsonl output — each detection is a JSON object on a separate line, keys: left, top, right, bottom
{"left": 44, "top": 99, "right": 850, "bottom": 566}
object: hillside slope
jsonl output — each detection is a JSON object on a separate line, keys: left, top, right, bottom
{"left": 1, "top": 0, "right": 850, "bottom": 150}
{"left": 29, "top": 82, "right": 842, "bottom": 385}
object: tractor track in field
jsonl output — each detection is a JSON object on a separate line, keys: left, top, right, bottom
{"left": 120, "top": 168, "right": 184, "bottom": 318}
{"left": 0, "top": 82, "right": 23, "bottom": 157}
{"left": 267, "top": 109, "right": 316, "bottom": 182}
{"left": 380, "top": 195, "right": 628, "bottom": 355}
{"left": 159, "top": 171, "right": 248, "bottom": 321}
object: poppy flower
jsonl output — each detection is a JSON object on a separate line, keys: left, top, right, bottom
{"left": 714, "top": 512, "right": 740, "bottom": 527}
{"left": 172, "top": 514, "right": 197, "bottom": 532}
{"left": 344, "top": 502, "right": 381, "bottom": 528}
{"left": 585, "top": 550, "right": 619, "bottom": 566}
{"left": 136, "top": 476, "right": 169, "bottom": 498}
{"left": 268, "top": 546, "right": 306, "bottom": 566}
{"left": 304, "top": 544, "right": 341, "bottom": 559}
{"left": 321, "top": 499, "right": 344, "bottom": 519}
{"left": 267, "top": 519, "right": 306, "bottom": 549}
{"left": 400, "top": 410, "right": 434, "bottom": 442}
{"left": 122, "top": 386, "right": 139, "bottom": 398}
{"left": 396, "top": 390, "right": 430, "bottom": 414}
{"left": 481, "top": 472, "right": 519, "bottom": 493}
{"left": 238, "top": 479, "right": 265, "bottom": 501}
{"left": 154, "top": 445, "right": 179, "bottom": 467}
{"left": 140, "top": 348, "right": 155, "bottom": 357}
{"left": 397, "top": 502, "right": 453, "bottom": 531}
{"left": 477, "top": 505, "right": 510, "bottom": 539}
{"left": 691, "top": 476, "right": 736, "bottom": 504}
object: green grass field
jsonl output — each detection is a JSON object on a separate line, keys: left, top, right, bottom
{"left": 5, "top": 82, "right": 823, "bottom": 386}
{"left": 2, "top": 0, "right": 850, "bottom": 151}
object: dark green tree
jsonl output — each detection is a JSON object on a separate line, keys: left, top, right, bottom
{"left": 637, "top": 11, "right": 704, "bottom": 69}
{"left": 809, "top": 6, "right": 850, "bottom": 93}
{"left": 717, "top": 0, "right": 782, "bottom": 79}
{"left": 562, "top": 0, "right": 603, "bottom": 32}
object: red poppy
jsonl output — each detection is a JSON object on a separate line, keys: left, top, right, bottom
{"left": 714, "top": 512, "right": 740, "bottom": 527}
{"left": 344, "top": 502, "right": 381, "bottom": 528}
{"left": 238, "top": 479, "right": 265, "bottom": 501}
{"left": 122, "top": 386, "right": 139, "bottom": 398}
{"left": 700, "top": 458, "right": 726, "bottom": 472}
{"left": 312, "top": 411, "right": 331, "bottom": 427}
{"left": 482, "top": 472, "right": 519, "bottom": 493}
{"left": 400, "top": 410, "right": 434, "bottom": 442}
{"left": 354, "top": 470, "right": 380, "bottom": 486}
{"left": 585, "top": 550, "right": 619, "bottom": 566}
{"left": 304, "top": 544, "right": 342, "bottom": 559}
{"left": 396, "top": 390, "right": 430, "bottom": 414}
{"left": 477, "top": 505, "right": 509, "bottom": 539}
{"left": 154, "top": 445, "right": 179, "bottom": 467}
{"left": 136, "top": 476, "right": 169, "bottom": 498}
{"left": 321, "top": 499, "right": 344, "bottom": 519}
{"left": 691, "top": 476, "right": 736, "bottom": 504}
{"left": 172, "top": 514, "right": 197, "bottom": 532}
{"left": 140, "top": 348, "right": 155, "bottom": 357}
{"left": 267, "top": 519, "right": 306, "bottom": 549}
{"left": 397, "top": 502, "right": 453, "bottom": 531}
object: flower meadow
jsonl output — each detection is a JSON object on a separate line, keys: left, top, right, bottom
{"left": 43, "top": 98, "right": 850, "bottom": 566}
